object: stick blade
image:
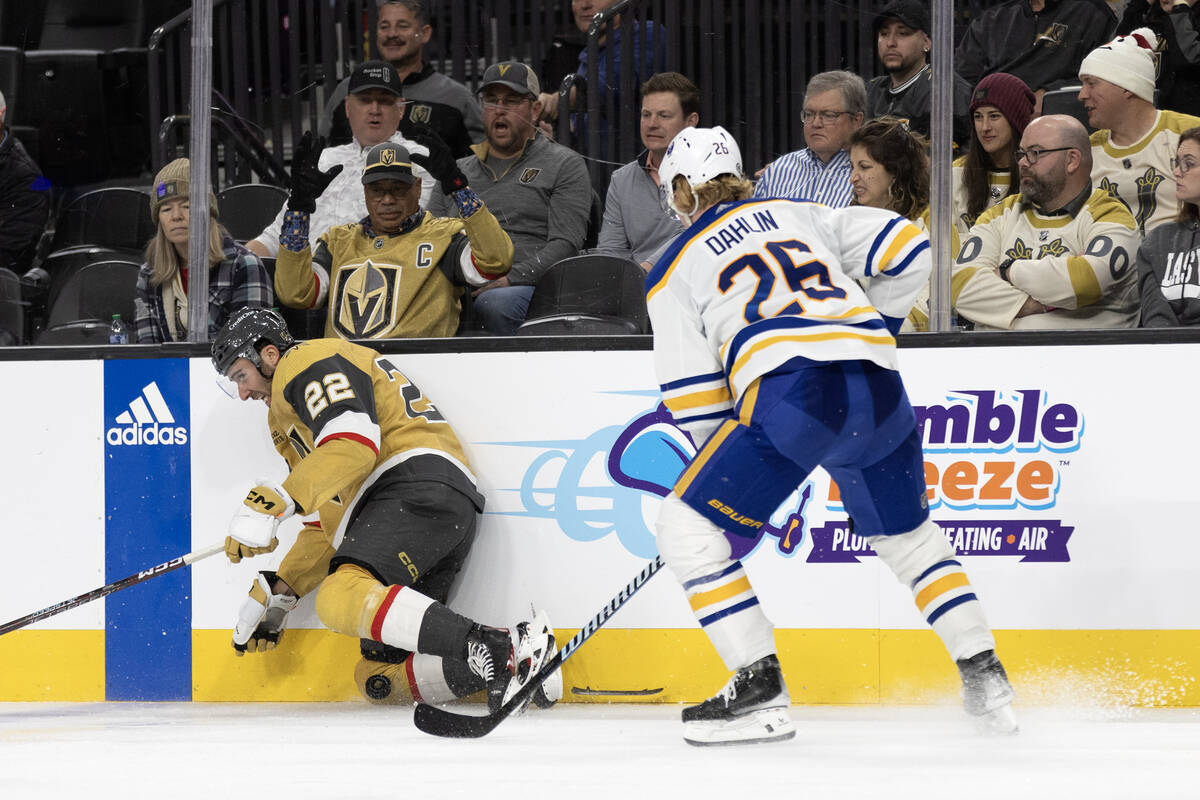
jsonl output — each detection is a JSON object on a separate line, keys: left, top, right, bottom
{"left": 413, "top": 703, "right": 503, "bottom": 738}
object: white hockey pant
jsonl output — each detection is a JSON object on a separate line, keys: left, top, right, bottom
{"left": 656, "top": 493, "right": 776, "bottom": 672}
{"left": 868, "top": 518, "right": 996, "bottom": 661}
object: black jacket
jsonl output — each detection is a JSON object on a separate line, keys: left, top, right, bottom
{"left": 956, "top": 0, "right": 1117, "bottom": 92}
{"left": 1118, "top": 0, "right": 1200, "bottom": 117}
{"left": 0, "top": 129, "right": 49, "bottom": 274}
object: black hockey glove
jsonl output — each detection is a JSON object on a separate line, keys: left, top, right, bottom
{"left": 407, "top": 124, "right": 469, "bottom": 195}
{"left": 287, "top": 131, "right": 344, "bottom": 213}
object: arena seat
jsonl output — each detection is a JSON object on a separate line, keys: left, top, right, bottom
{"left": 37, "top": 0, "right": 147, "bottom": 50}
{"left": 34, "top": 319, "right": 111, "bottom": 345}
{"left": 0, "top": 267, "right": 26, "bottom": 345}
{"left": 1040, "top": 86, "right": 1093, "bottom": 133}
{"left": 216, "top": 183, "right": 288, "bottom": 243}
{"left": 0, "top": 46, "right": 22, "bottom": 116}
{"left": 516, "top": 254, "right": 649, "bottom": 336}
{"left": 50, "top": 187, "right": 155, "bottom": 253}
{"left": 45, "top": 259, "right": 140, "bottom": 332}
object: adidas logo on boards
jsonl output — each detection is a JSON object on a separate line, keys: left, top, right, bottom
{"left": 106, "top": 381, "right": 188, "bottom": 446}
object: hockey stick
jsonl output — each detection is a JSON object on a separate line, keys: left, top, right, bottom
{"left": 413, "top": 555, "right": 666, "bottom": 738}
{"left": 0, "top": 542, "right": 225, "bottom": 636}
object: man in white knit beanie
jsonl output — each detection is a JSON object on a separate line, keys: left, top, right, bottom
{"left": 1080, "top": 27, "right": 1200, "bottom": 236}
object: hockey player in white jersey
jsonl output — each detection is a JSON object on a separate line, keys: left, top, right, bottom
{"left": 647, "top": 126, "right": 1017, "bottom": 745}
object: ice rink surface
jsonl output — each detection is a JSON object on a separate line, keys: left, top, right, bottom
{"left": 3, "top": 701, "right": 1199, "bottom": 799}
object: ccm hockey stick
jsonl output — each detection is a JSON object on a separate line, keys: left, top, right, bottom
{"left": 0, "top": 542, "right": 225, "bottom": 636}
{"left": 414, "top": 555, "right": 666, "bottom": 738}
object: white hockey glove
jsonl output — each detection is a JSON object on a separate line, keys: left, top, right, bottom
{"left": 225, "top": 479, "right": 295, "bottom": 563}
{"left": 232, "top": 571, "right": 299, "bottom": 655}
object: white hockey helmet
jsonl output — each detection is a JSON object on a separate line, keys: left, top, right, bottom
{"left": 658, "top": 125, "right": 744, "bottom": 217}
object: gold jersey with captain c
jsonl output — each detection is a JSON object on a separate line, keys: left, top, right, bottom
{"left": 267, "top": 338, "right": 481, "bottom": 551}
{"left": 275, "top": 208, "right": 512, "bottom": 339}
{"left": 952, "top": 187, "right": 1140, "bottom": 330}
{"left": 1090, "top": 109, "right": 1200, "bottom": 237}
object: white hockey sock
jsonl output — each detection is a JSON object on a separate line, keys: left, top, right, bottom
{"left": 869, "top": 519, "right": 996, "bottom": 661}
{"left": 683, "top": 561, "right": 776, "bottom": 671}
{"left": 369, "top": 584, "right": 436, "bottom": 653}
{"left": 657, "top": 494, "right": 776, "bottom": 671}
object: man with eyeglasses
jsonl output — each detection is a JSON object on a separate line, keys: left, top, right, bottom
{"left": 753, "top": 71, "right": 865, "bottom": 206}
{"left": 427, "top": 61, "right": 591, "bottom": 335}
{"left": 1079, "top": 27, "right": 1200, "bottom": 237}
{"left": 952, "top": 114, "right": 1140, "bottom": 330}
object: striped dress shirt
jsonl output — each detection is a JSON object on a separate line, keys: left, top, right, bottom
{"left": 752, "top": 148, "right": 853, "bottom": 207}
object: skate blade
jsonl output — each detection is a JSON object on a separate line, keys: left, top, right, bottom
{"left": 973, "top": 702, "right": 1019, "bottom": 736}
{"left": 683, "top": 707, "right": 796, "bottom": 747}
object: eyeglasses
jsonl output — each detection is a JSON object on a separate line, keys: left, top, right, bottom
{"left": 481, "top": 95, "right": 531, "bottom": 110}
{"left": 1171, "top": 156, "right": 1198, "bottom": 175}
{"left": 1014, "top": 146, "right": 1074, "bottom": 165}
{"left": 801, "top": 109, "right": 854, "bottom": 124}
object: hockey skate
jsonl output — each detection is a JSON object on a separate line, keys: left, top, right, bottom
{"left": 505, "top": 609, "right": 560, "bottom": 715}
{"left": 682, "top": 654, "right": 795, "bottom": 746}
{"left": 958, "top": 649, "right": 1018, "bottom": 734}
{"left": 465, "top": 624, "right": 518, "bottom": 714}
{"left": 525, "top": 610, "right": 563, "bottom": 710}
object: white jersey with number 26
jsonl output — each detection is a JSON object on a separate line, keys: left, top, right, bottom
{"left": 645, "top": 199, "right": 931, "bottom": 445}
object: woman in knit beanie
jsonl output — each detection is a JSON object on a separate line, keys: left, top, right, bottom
{"left": 953, "top": 72, "right": 1036, "bottom": 238}
{"left": 133, "top": 158, "right": 274, "bottom": 343}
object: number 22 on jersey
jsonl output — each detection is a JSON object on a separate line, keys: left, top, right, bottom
{"left": 719, "top": 238, "right": 846, "bottom": 323}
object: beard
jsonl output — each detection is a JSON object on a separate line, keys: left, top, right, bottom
{"left": 1020, "top": 170, "right": 1066, "bottom": 207}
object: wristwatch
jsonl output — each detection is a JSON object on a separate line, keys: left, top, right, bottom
{"left": 998, "top": 259, "right": 1014, "bottom": 283}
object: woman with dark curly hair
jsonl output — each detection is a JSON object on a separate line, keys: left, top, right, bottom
{"left": 848, "top": 115, "right": 930, "bottom": 222}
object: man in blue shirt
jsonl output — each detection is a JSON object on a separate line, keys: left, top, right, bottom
{"left": 753, "top": 70, "right": 865, "bottom": 206}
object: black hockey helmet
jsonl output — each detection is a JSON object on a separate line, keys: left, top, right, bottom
{"left": 211, "top": 307, "right": 296, "bottom": 376}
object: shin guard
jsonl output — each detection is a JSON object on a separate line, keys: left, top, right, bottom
{"left": 869, "top": 519, "right": 996, "bottom": 661}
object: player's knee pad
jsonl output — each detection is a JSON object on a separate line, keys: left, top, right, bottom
{"left": 868, "top": 518, "right": 954, "bottom": 586}
{"left": 353, "top": 657, "right": 413, "bottom": 705}
{"left": 314, "top": 563, "right": 389, "bottom": 638}
{"left": 655, "top": 493, "right": 733, "bottom": 583}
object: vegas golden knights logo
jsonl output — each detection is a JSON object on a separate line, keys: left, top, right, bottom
{"left": 381, "top": 148, "right": 395, "bottom": 166}
{"left": 331, "top": 259, "right": 402, "bottom": 338}
{"left": 520, "top": 167, "right": 541, "bottom": 184}
{"left": 409, "top": 104, "right": 432, "bottom": 124}
{"left": 1035, "top": 22, "right": 1067, "bottom": 47}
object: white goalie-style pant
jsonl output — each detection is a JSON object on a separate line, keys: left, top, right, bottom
{"left": 656, "top": 493, "right": 996, "bottom": 672}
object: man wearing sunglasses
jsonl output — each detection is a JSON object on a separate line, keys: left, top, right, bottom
{"left": 952, "top": 114, "right": 1140, "bottom": 330}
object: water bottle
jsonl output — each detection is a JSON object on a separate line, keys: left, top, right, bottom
{"left": 109, "top": 314, "right": 129, "bottom": 345}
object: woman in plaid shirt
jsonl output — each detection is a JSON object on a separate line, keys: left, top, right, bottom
{"left": 134, "top": 158, "right": 273, "bottom": 343}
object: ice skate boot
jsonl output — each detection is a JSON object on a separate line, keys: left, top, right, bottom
{"left": 525, "top": 610, "right": 562, "bottom": 710}
{"left": 682, "top": 654, "right": 795, "bottom": 746}
{"left": 464, "top": 624, "right": 516, "bottom": 714}
{"left": 504, "top": 609, "right": 559, "bottom": 715}
{"left": 958, "top": 649, "right": 1018, "bottom": 734}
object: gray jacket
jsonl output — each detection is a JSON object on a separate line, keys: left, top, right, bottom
{"left": 597, "top": 150, "right": 684, "bottom": 267}
{"left": 1137, "top": 218, "right": 1200, "bottom": 327}
{"left": 430, "top": 133, "right": 591, "bottom": 285}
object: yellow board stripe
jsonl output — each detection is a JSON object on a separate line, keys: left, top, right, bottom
{"left": 914, "top": 572, "right": 970, "bottom": 611}
{"left": 675, "top": 419, "right": 737, "bottom": 494}
{"left": 688, "top": 576, "right": 753, "bottom": 612}
{"left": 663, "top": 385, "right": 732, "bottom": 412}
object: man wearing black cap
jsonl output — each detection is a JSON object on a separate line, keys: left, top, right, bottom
{"left": 428, "top": 60, "right": 590, "bottom": 335}
{"left": 273, "top": 132, "right": 513, "bottom": 339}
{"left": 249, "top": 60, "right": 434, "bottom": 260}
{"left": 323, "top": 1, "right": 484, "bottom": 158}
{"left": 866, "top": 0, "right": 972, "bottom": 145}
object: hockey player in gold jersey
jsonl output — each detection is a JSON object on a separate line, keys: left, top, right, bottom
{"left": 212, "top": 307, "right": 560, "bottom": 713}
{"left": 273, "top": 128, "right": 513, "bottom": 338}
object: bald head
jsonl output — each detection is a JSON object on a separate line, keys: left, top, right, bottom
{"left": 1018, "top": 114, "right": 1092, "bottom": 209}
